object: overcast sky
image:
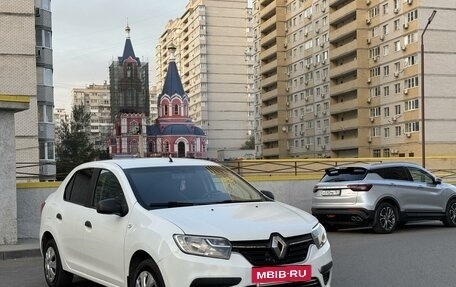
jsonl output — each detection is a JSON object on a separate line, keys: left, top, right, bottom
{"left": 52, "top": 0, "right": 189, "bottom": 110}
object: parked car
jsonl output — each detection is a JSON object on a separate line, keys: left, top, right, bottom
{"left": 40, "top": 158, "right": 332, "bottom": 287}
{"left": 311, "top": 162, "right": 456, "bottom": 234}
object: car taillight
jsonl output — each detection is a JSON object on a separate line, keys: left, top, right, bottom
{"left": 40, "top": 202, "right": 46, "bottom": 214}
{"left": 347, "top": 184, "right": 373, "bottom": 192}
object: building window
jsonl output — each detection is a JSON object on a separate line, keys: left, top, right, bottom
{"left": 383, "top": 148, "right": 390, "bottom": 157}
{"left": 405, "top": 122, "right": 420, "bottom": 133}
{"left": 373, "top": 149, "right": 381, "bottom": 158}
{"left": 384, "top": 128, "right": 390, "bottom": 138}
{"left": 395, "top": 126, "right": 402, "bottom": 136}
{"left": 36, "top": 29, "right": 52, "bottom": 48}
{"left": 36, "top": 0, "right": 51, "bottom": 11}
{"left": 38, "top": 104, "right": 53, "bottom": 123}
{"left": 37, "top": 67, "right": 53, "bottom": 86}
{"left": 174, "top": 104, "right": 179, "bottom": 115}
{"left": 39, "top": 141, "right": 55, "bottom": 160}
{"left": 405, "top": 99, "right": 419, "bottom": 111}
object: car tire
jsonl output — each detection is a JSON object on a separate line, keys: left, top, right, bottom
{"left": 443, "top": 199, "right": 456, "bottom": 227}
{"left": 130, "top": 259, "right": 165, "bottom": 287}
{"left": 373, "top": 202, "right": 398, "bottom": 234}
{"left": 43, "top": 239, "right": 73, "bottom": 287}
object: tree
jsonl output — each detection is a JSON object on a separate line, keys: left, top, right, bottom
{"left": 56, "top": 105, "right": 98, "bottom": 180}
{"left": 241, "top": 136, "right": 255, "bottom": 150}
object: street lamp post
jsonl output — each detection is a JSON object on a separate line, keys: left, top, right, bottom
{"left": 420, "top": 10, "right": 437, "bottom": 168}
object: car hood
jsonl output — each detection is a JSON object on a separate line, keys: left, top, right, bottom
{"left": 151, "top": 202, "right": 318, "bottom": 240}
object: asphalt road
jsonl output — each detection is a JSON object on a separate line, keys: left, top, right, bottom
{"left": 1, "top": 221, "right": 455, "bottom": 287}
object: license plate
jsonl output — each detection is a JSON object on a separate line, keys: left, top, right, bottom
{"left": 252, "top": 265, "right": 312, "bottom": 284}
{"left": 321, "top": 189, "right": 341, "bottom": 196}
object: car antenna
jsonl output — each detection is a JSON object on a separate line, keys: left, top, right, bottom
{"left": 169, "top": 155, "right": 173, "bottom": 163}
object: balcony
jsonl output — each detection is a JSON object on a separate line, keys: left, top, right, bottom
{"left": 262, "top": 118, "right": 279, "bottom": 129}
{"left": 331, "top": 41, "right": 357, "bottom": 60}
{"left": 331, "top": 137, "right": 360, "bottom": 150}
{"left": 260, "top": 0, "right": 276, "bottom": 20}
{"left": 330, "top": 21, "right": 357, "bottom": 43}
{"left": 262, "top": 103, "right": 278, "bottom": 116}
{"left": 331, "top": 118, "right": 359, "bottom": 132}
{"left": 330, "top": 79, "right": 360, "bottom": 96}
{"left": 260, "top": 30, "right": 278, "bottom": 47}
{"left": 262, "top": 147, "right": 280, "bottom": 157}
{"left": 263, "top": 133, "right": 278, "bottom": 143}
{"left": 262, "top": 14, "right": 277, "bottom": 31}
{"left": 329, "top": 1, "right": 358, "bottom": 25}
{"left": 261, "top": 89, "right": 277, "bottom": 102}
{"left": 262, "top": 74, "right": 278, "bottom": 88}
{"left": 262, "top": 45, "right": 278, "bottom": 61}
{"left": 261, "top": 59, "right": 278, "bottom": 75}
{"left": 330, "top": 59, "right": 358, "bottom": 78}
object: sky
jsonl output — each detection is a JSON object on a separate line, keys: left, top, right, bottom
{"left": 52, "top": 0, "right": 189, "bottom": 110}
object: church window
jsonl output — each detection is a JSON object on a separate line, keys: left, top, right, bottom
{"left": 174, "top": 104, "right": 179, "bottom": 115}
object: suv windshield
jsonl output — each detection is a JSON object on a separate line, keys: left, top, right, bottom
{"left": 321, "top": 167, "right": 368, "bottom": 182}
{"left": 124, "top": 165, "right": 264, "bottom": 209}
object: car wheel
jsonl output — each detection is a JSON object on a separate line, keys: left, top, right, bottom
{"left": 130, "top": 259, "right": 165, "bottom": 287}
{"left": 43, "top": 239, "right": 73, "bottom": 287}
{"left": 443, "top": 199, "right": 456, "bottom": 227}
{"left": 373, "top": 202, "right": 398, "bottom": 234}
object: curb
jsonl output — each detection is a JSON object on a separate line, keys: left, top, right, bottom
{"left": 0, "top": 248, "right": 41, "bottom": 260}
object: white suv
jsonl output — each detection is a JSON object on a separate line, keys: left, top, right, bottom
{"left": 40, "top": 158, "right": 332, "bottom": 287}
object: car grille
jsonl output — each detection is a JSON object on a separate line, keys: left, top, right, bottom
{"left": 231, "top": 234, "right": 314, "bottom": 266}
{"left": 245, "top": 278, "right": 322, "bottom": 287}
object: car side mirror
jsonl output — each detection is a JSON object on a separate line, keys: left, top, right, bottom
{"left": 97, "top": 198, "right": 128, "bottom": 217}
{"left": 261, "top": 190, "right": 275, "bottom": 200}
{"left": 434, "top": 177, "right": 442, "bottom": 185}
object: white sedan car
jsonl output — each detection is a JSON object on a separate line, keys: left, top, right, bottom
{"left": 40, "top": 158, "right": 332, "bottom": 287}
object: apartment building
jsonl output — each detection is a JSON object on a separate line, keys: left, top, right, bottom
{"left": 253, "top": 0, "right": 456, "bottom": 159}
{"left": 71, "top": 83, "right": 113, "bottom": 151}
{"left": 155, "top": 0, "right": 254, "bottom": 159}
{"left": 35, "top": 0, "right": 55, "bottom": 179}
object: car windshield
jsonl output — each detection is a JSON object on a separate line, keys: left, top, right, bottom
{"left": 321, "top": 167, "right": 368, "bottom": 182}
{"left": 124, "top": 165, "right": 265, "bottom": 209}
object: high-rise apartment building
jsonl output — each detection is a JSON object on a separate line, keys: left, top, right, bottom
{"left": 1, "top": 0, "right": 36, "bottom": 244}
{"left": 71, "top": 83, "right": 113, "bottom": 150}
{"left": 35, "top": 0, "right": 55, "bottom": 179}
{"left": 253, "top": 0, "right": 456, "bottom": 159}
{"left": 156, "top": 0, "right": 254, "bottom": 159}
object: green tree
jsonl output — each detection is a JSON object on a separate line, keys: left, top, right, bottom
{"left": 241, "top": 136, "right": 255, "bottom": 150}
{"left": 56, "top": 105, "right": 97, "bottom": 180}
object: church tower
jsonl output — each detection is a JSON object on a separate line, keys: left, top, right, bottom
{"left": 109, "top": 25, "right": 149, "bottom": 121}
{"left": 147, "top": 44, "right": 207, "bottom": 158}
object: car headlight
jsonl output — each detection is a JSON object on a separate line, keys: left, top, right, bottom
{"left": 311, "top": 223, "right": 328, "bottom": 249}
{"left": 173, "top": 234, "right": 232, "bottom": 259}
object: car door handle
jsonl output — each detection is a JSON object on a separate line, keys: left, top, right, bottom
{"left": 56, "top": 213, "right": 62, "bottom": 220}
{"left": 85, "top": 221, "right": 92, "bottom": 229}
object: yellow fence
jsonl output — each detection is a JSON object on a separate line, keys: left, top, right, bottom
{"left": 223, "top": 156, "right": 456, "bottom": 183}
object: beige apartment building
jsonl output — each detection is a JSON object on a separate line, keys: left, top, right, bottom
{"left": 253, "top": 0, "right": 456, "bottom": 159}
{"left": 155, "top": 0, "right": 255, "bottom": 159}
{"left": 71, "top": 83, "right": 113, "bottom": 150}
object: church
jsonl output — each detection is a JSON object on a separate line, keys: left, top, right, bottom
{"left": 109, "top": 27, "right": 207, "bottom": 159}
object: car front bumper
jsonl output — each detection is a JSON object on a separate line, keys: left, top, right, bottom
{"left": 158, "top": 242, "right": 333, "bottom": 287}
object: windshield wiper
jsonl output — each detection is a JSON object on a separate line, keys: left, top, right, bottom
{"left": 149, "top": 202, "right": 195, "bottom": 208}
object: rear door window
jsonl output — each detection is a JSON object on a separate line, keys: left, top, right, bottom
{"left": 64, "top": 168, "right": 95, "bottom": 206}
{"left": 321, "top": 167, "right": 368, "bottom": 182}
{"left": 375, "top": 167, "right": 411, "bottom": 181}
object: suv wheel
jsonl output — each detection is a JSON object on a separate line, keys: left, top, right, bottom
{"left": 43, "top": 239, "right": 73, "bottom": 287}
{"left": 443, "top": 199, "right": 456, "bottom": 227}
{"left": 373, "top": 202, "right": 398, "bottom": 234}
{"left": 130, "top": 259, "right": 165, "bottom": 287}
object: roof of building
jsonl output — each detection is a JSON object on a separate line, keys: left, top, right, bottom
{"left": 119, "top": 38, "right": 140, "bottom": 64}
{"left": 159, "top": 61, "right": 185, "bottom": 99}
{"left": 147, "top": 124, "right": 205, "bottom": 136}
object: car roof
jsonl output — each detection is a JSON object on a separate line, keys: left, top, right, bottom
{"left": 81, "top": 157, "right": 219, "bottom": 170}
{"left": 330, "top": 162, "right": 422, "bottom": 170}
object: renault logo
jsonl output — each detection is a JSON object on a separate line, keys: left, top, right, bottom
{"left": 271, "top": 235, "right": 287, "bottom": 260}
